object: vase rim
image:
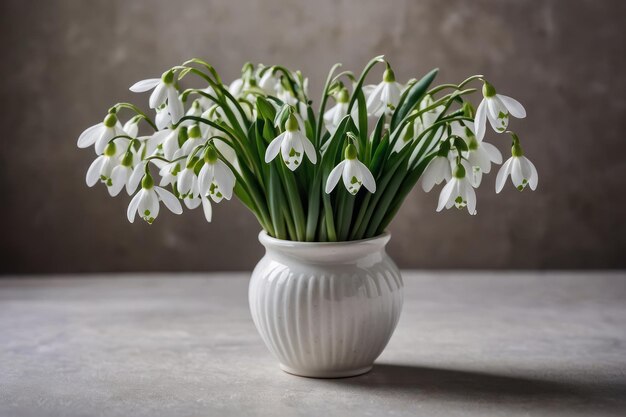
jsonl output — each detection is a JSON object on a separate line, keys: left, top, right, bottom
{"left": 258, "top": 230, "right": 390, "bottom": 247}
{"left": 258, "top": 231, "right": 391, "bottom": 263}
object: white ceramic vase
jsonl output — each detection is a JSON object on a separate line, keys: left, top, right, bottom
{"left": 249, "top": 231, "right": 403, "bottom": 378}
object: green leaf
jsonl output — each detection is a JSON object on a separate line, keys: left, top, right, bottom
{"left": 390, "top": 68, "right": 438, "bottom": 132}
{"left": 256, "top": 96, "right": 276, "bottom": 120}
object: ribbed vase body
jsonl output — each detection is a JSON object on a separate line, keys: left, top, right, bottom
{"left": 249, "top": 232, "right": 403, "bottom": 378}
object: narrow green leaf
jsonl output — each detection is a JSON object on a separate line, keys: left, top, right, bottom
{"left": 390, "top": 68, "right": 439, "bottom": 132}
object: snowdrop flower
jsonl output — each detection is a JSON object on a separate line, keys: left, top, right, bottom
{"left": 474, "top": 81, "right": 526, "bottom": 140}
{"left": 365, "top": 65, "right": 404, "bottom": 117}
{"left": 85, "top": 142, "right": 121, "bottom": 195}
{"left": 77, "top": 113, "right": 126, "bottom": 155}
{"left": 454, "top": 122, "right": 502, "bottom": 187}
{"left": 258, "top": 69, "right": 279, "bottom": 95}
{"left": 155, "top": 105, "right": 170, "bottom": 130}
{"left": 129, "top": 70, "right": 184, "bottom": 124}
{"left": 162, "top": 126, "right": 186, "bottom": 160}
{"left": 108, "top": 151, "right": 136, "bottom": 196}
{"left": 265, "top": 114, "right": 317, "bottom": 170}
{"left": 416, "top": 95, "right": 445, "bottom": 134}
{"left": 392, "top": 122, "right": 417, "bottom": 153}
{"left": 122, "top": 116, "right": 141, "bottom": 138}
{"left": 421, "top": 145, "right": 452, "bottom": 192}
{"left": 127, "top": 173, "right": 183, "bottom": 224}
{"left": 496, "top": 135, "right": 538, "bottom": 193}
{"left": 325, "top": 144, "right": 376, "bottom": 195}
{"left": 178, "top": 125, "right": 206, "bottom": 157}
{"left": 323, "top": 89, "right": 349, "bottom": 134}
{"left": 179, "top": 100, "right": 203, "bottom": 127}
{"left": 436, "top": 163, "right": 476, "bottom": 214}
{"left": 198, "top": 146, "right": 236, "bottom": 203}
{"left": 157, "top": 161, "right": 181, "bottom": 187}
{"left": 176, "top": 158, "right": 199, "bottom": 198}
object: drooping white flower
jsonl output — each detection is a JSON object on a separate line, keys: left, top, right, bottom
{"left": 325, "top": 144, "right": 376, "bottom": 195}
{"left": 129, "top": 70, "right": 184, "bottom": 124}
{"left": 454, "top": 122, "right": 502, "bottom": 187}
{"left": 181, "top": 100, "right": 203, "bottom": 127}
{"left": 176, "top": 164, "right": 198, "bottom": 198}
{"left": 365, "top": 66, "right": 404, "bottom": 117}
{"left": 85, "top": 142, "right": 121, "bottom": 195}
{"left": 155, "top": 105, "right": 170, "bottom": 130}
{"left": 265, "top": 114, "right": 317, "bottom": 170}
{"left": 323, "top": 89, "right": 349, "bottom": 134}
{"left": 421, "top": 153, "right": 452, "bottom": 192}
{"left": 161, "top": 125, "right": 186, "bottom": 160}
{"left": 108, "top": 151, "right": 136, "bottom": 196}
{"left": 157, "top": 161, "right": 181, "bottom": 187}
{"left": 436, "top": 163, "right": 477, "bottom": 214}
{"left": 496, "top": 139, "right": 538, "bottom": 193}
{"left": 127, "top": 174, "right": 183, "bottom": 224}
{"left": 258, "top": 68, "right": 279, "bottom": 95}
{"left": 198, "top": 146, "right": 236, "bottom": 203}
{"left": 415, "top": 94, "right": 445, "bottom": 135}
{"left": 77, "top": 113, "right": 127, "bottom": 155}
{"left": 177, "top": 125, "right": 207, "bottom": 157}
{"left": 474, "top": 81, "right": 526, "bottom": 140}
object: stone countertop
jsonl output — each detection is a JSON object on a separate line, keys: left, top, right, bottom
{"left": 1, "top": 272, "right": 625, "bottom": 417}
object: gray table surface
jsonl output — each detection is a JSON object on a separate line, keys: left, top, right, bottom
{"left": 1, "top": 272, "right": 625, "bottom": 417}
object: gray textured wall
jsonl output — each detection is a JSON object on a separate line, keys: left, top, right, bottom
{"left": 0, "top": 0, "right": 624, "bottom": 273}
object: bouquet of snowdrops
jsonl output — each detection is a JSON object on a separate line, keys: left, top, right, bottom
{"left": 77, "top": 56, "right": 536, "bottom": 242}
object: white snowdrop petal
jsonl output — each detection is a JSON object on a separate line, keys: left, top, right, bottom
{"left": 86, "top": 156, "right": 105, "bottom": 187}
{"left": 510, "top": 158, "right": 524, "bottom": 188}
{"left": 127, "top": 190, "right": 143, "bottom": 223}
{"left": 421, "top": 160, "right": 439, "bottom": 192}
{"left": 77, "top": 123, "right": 104, "bottom": 148}
{"left": 109, "top": 165, "right": 129, "bottom": 196}
{"left": 265, "top": 133, "right": 285, "bottom": 163}
{"left": 201, "top": 195, "right": 213, "bottom": 222}
{"left": 197, "top": 163, "right": 211, "bottom": 196}
{"left": 495, "top": 158, "right": 513, "bottom": 193}
{"left": 474, "top": 99, "right": 487, "bottom": 141}
{"left": 127, "top": 163, "right": 145, "bottom": 195}
{"left": 300, "top": 134, "right": 317, "bottom": 164}
{"left": 147, "top": 189, "right": 160, "bottom": 221}
{"left": 357, "top": 160, "right": 376, "bottom": 193}
{"left": 527, "top": 158, "right": 539, "bottom": 190}
{"left": 497, "top": 94, "right": 526, "bottom": 118}
{"left": 167, "top": 86, "right": 184, "bottom": 124}
{"left": 149, "top": 82, "right": 167, "bottom": 109}
{"left": 95, "top": 127, "right": 114, "bottom": 155}
{"left": 154, "top": 186, "right": 183, "bottom": 214}
{"left": 325, "top": 160, "right": 346, "bottom": 194}
{"left": 129, "top": 78, "right": 160, "bottom": 93}
{"left": 437, "top": 180, "right": 455, "bottom": 212}
{"left": 466, "top": 183, "right": 477, "bottom": 214}
{"left": 481, "top": 141, "right": 503, "bottom": 164}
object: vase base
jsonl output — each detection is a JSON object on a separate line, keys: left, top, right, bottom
{"left": 279, "top": 364, "right": 373, "bottom": 379}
